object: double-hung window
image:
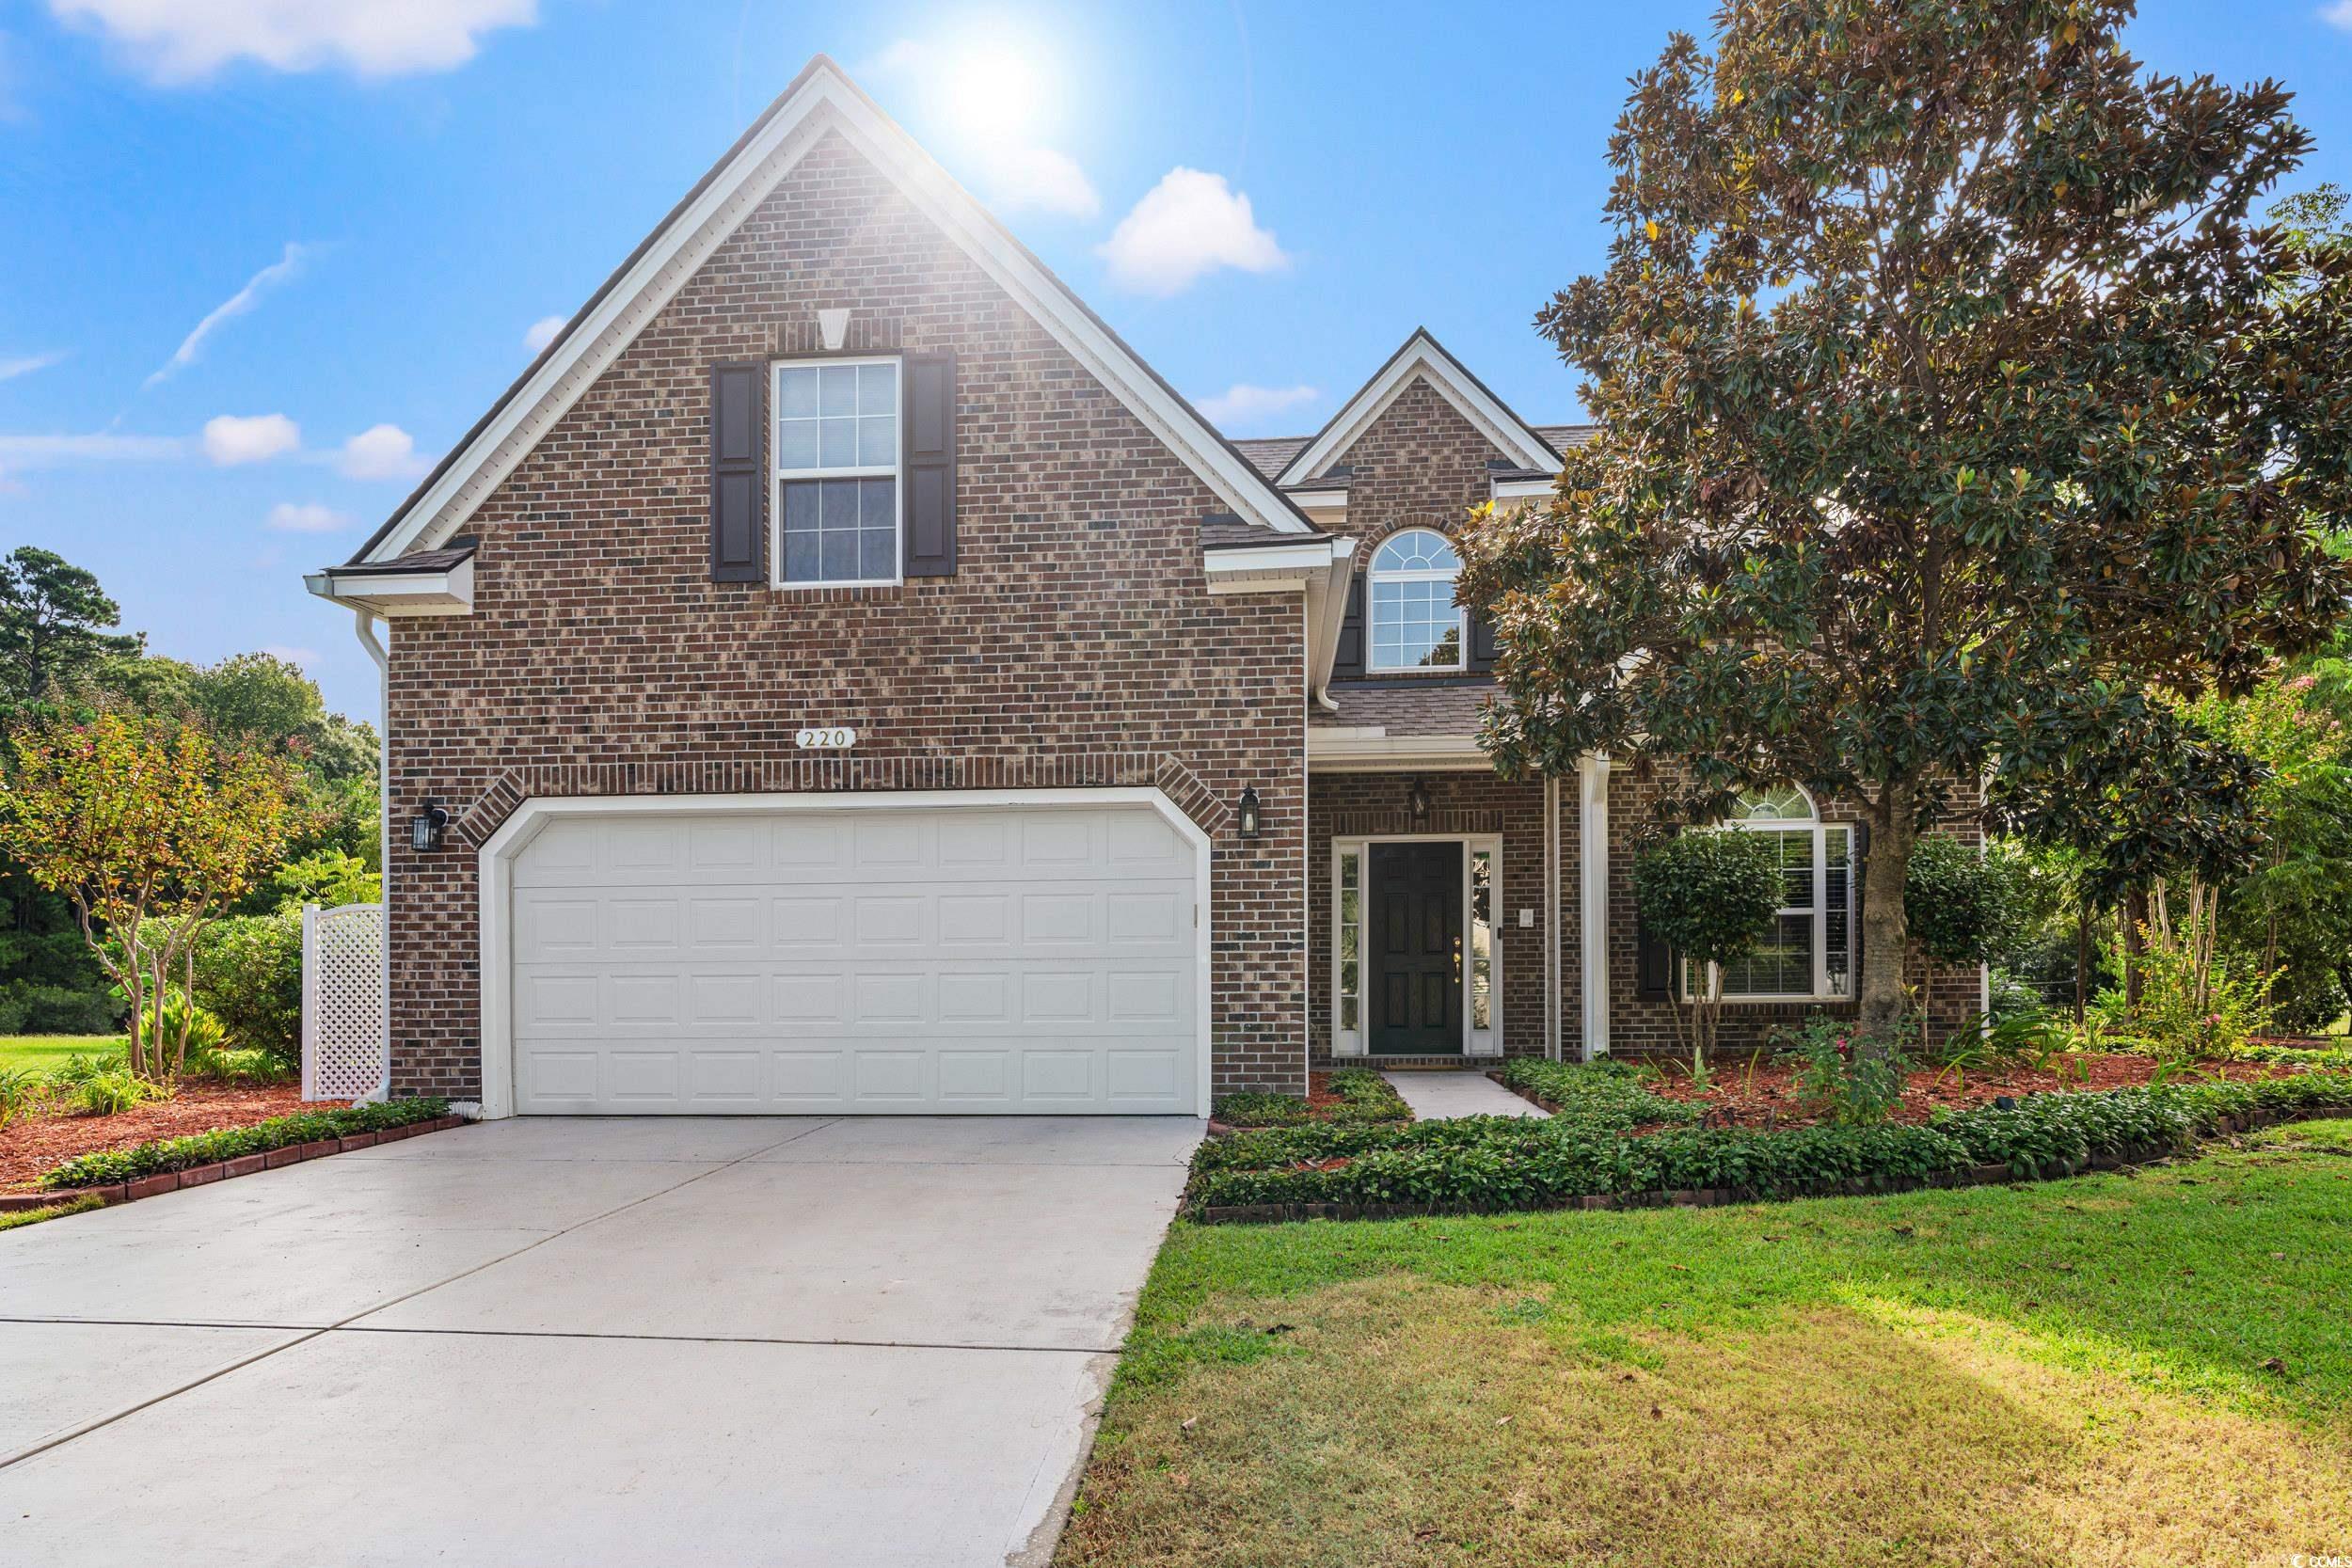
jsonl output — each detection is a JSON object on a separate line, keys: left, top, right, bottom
{"left": 773, "top": 357, "right": 900, "bottom": 587}
{"left": 1689, "top": 786, "right": 1854, "bottom": 1001}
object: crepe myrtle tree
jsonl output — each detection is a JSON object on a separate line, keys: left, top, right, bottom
{"left": 1458, "top": 0, "right": 2352, "bottom": 1041}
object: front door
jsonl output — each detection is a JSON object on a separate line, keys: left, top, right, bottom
{"left": 1368, "top": 841, "right": 1463, "bottom": 1054}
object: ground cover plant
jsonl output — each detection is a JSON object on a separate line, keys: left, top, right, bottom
{"left": 1212, "top": 1069, "right": 1412, "bottom": 1129}
{"left": 38, "top": 1097, "right": 450, "bottom": 1190}
{"left": 1184, "top": 1064, "right": 2352, "bottom": 1214}
{"left": 1061, "top": 1127, "right": 2352, "bottom": 1567}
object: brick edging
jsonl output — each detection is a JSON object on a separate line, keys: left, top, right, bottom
{"left": 0, "top": 1116, "right": 469, "bottom": 1215}
{"left": 1190, "top": 1105, "right": 2347, "bottom": 1226}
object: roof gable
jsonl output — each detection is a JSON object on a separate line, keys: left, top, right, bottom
{"left": 353, "top": 55, "right": 1310, "bottom": 565}
{"left": 1273, "top": 328, "right": 1561, "bottom": 488}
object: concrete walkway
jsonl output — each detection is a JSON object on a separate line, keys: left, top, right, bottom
{"left": 0, "top": 1115, "right": 1200, "bottom": 1568}
{"left": 1381, "top": 1069, "right": 1549, "bottom": 1120}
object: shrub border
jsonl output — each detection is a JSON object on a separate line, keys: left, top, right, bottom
{"left": 1191, "top": 1105, "right": 2341, "bottom": 1225}
{"left": 0, "top": 1102, "right": 463, "bottom": 1213}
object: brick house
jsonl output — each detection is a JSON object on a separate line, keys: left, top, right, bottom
{"left": 309, "top": 57, "right": 1981, "bottom": 1118}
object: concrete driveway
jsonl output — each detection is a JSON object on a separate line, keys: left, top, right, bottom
{"left": 0, "top": 1116, "right": 1200, "bottom": 1568}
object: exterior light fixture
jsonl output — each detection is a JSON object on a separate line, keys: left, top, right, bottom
{"left": 410, "top": 800, "right": 450, "bottom": 854}
{"left": 1407, "top": 777, "right": 1431, "bottom": 822}
{"left": 1236, "top": 785, "right": 1263, "bottom": 840}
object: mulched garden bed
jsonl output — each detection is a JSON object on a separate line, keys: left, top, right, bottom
{"left": 1514, "top": 1053, "right": 2307, "bottom": 1131}
{"left": 0, "top": 1083, "right": 335, "bottom": 1191}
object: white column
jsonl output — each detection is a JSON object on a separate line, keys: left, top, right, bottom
{"left": 1577, "top": 753, "right": 1612, "bottom": 1061}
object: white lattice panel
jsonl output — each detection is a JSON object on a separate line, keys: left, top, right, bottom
{"left": 303, "top": 902, "right": 387, "bottom": 1101}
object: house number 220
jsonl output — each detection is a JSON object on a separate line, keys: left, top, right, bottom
{"left": 795, "top": 727, "right": 857, "bottom": 750}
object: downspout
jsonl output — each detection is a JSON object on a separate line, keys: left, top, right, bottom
{"left": 351, "top": 609, "right": 391, "bottom": 1104}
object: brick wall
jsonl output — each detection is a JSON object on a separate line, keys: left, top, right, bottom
{"left": 380, "top": 128, "right": 1309, "bottom": 1101}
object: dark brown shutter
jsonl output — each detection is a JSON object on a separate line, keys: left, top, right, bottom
{"left": 1847, "top": 819, "right": 1870, "bottom": 996}
{"left": 709, "top": 362, "right": 765, "bottom": 582}
{"left": 1636, "top": 920, "right": 1674, "bottom": 1001}
{"left": 1467, "top": 607, "right": 1499, "bottom": 673}
{"left": 903, "top": 351, "right": 957, "bottom": 577}
{"left": 1332, "top": 575, "right": 1365, "bottom": 678}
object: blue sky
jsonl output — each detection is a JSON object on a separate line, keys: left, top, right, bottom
{"left": 4, "top": 0, "right": 2351, "bottom": 725}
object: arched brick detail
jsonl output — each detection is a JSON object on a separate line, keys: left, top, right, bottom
{"left": 455, "top": 750, "right": 1232, "bottom": 847}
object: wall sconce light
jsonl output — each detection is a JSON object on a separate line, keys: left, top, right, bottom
{"left": 409, "top": 799, "right": 450, "bottom": 854}
{"left": 1407, "top": 777, "right": 1431, "bottom": 822}
{"left": 1236, "top": 785, "right": 1263, "bottom": 840}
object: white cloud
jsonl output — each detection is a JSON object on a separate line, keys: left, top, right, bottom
{"left": 203, "top": 412, "right": 299, "bottom": 465}
{"left": 522, "top": 314, "right": 565, "bottom": 354}
{"left": 265, "top": 500, "right": 351, "bottom": 532}
{"left": 49, "top": 0, "right": 537, "bottom": 83}
{"left": 260, "top": 643, "right": 319, "bottom": 668}
{"left": 1196, "top": 383, "right": 1320, "bottom": 431}
{"left": 979, "top": 145, "right": 1098, "bottom": 219}
{"left": 2327, "top": 0, "right": 2352, "bottom": 28}
{"left": 146, "top": 242, "right": 312, "bottom": 388}
{"left": 0, "top": 350, "right": 69, "bottom": 382}
{"left": 1099, "top": 168, "right": 1290, "bottom": 295}
{"left": 338, "top": 422, "right": 428, "bottom": 481}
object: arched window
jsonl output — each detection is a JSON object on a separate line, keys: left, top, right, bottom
{"left": 1367, "top": 530, "right": 1466, "bottom": 672}
{"left": 1698, "top": 785, "right": 1855, "bottom": 1001}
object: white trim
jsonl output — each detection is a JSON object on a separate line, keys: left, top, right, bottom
{"left": 352, "top": 610, "right": 392, "bottom": 1101}
{"left": 363, "top": 59, "right": 1306, "bottom": 563}
{"left": 770, "top": 355, "right": 904, "bottom": 590}
{"left": 1285, "top": 487, "right": 1350, "bottom": 511}
{"left": 1327, "top": 832, "right": 1502, "bottom": 1058}
{"left": 305, "top": 559, "right": 473, "bottom": 616}
{"left": 1303, "top": 536, "right": 1359, "bottom": 711}
{"left": 473, "top": 786, "right": 1216, "bottom": 1121}
{"left": 1202, "top": 538, "right": 1342, "bottom": 595}
{"left": 1578, "top": 753, "right": 1611, "bottom": 1060}
{"left": 1275, "top": 329, "right": 1560, "bottom": 488}
{"left": 1309, "top": 731, "right": 1487, "bottom": 770}
{"left": 1489, "top": 477, "right": 1553, "bottom": 502}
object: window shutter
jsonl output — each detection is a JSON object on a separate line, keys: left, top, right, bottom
{"left": 1467, "top": 607, "right": 1499, "bottom": 673}
{"left": 1636, "top": 920, "right": 1674, "bottom": 1001}
{"left": 709, "top": 362, "right": 766, "bottom": 583}
{"left": 1849, "top": 819, "right": 1870, "bottom": 992}
{"left": 903, "top": 351, "right": 957, "bottom": 577}
{"left": 1332, "top": 575, "right": 1365, "bottom": 678}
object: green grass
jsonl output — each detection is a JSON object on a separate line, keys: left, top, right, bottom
{"left": 0, "top": 1036, "right": 120, "bottom": 1074}
{"left": 0, "top": 1194, "right": 106, "bottom": 1232}
{"left": 1058, "top": 1127, "right": 2352, "bottom": 1567}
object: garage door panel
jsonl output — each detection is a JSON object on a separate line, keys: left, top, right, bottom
{"left": 512, "top": 803, "right": 1199, "bottom": 1115}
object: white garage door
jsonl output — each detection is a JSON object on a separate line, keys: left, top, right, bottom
{"left": 508, "top": 800, "right": 1200, "bottom": 1115}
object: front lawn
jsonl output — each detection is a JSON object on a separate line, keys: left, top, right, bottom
{"left": 1058, "top": 1125, "right": 2352, "bottom": 1567}
{"left": 0, "top": 1035, "right": 120, "bottom": 1074}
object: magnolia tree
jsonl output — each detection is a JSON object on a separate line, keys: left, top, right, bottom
{"left": 1460, "top": 0, "right": 2352, "bottom": 1040}
{"left": 0, "top": 713, "right": 296, "bottom": 1081}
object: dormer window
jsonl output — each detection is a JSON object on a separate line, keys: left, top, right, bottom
{"left": 1367, "top": 529, "right": 1466, "bottom": 672}
{"left": 773, "top": 357, "right": 901, "bottom": 587}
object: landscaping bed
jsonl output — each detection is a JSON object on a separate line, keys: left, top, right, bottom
{"left": 1505, "top": 1051, "right": 2316, "bottom": 1128}
{"left": 0, "top": 1080, "right": 318, "bottom": 1190}
{"left": 1210, "top": 1068, "right": 1413, "bottom": 1131}
{"left": 1184, "top": 1065, "right": 2352, "bottom": 1221}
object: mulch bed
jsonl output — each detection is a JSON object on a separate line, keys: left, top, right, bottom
{"left": 0, "top": 1083, "right": 343, "bottom": 1191}
{"left": 1582, "top": 1053, "right": 2306, "bottom": 1131}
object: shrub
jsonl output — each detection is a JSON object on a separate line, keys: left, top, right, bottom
{"left": 1323, "top": 1067, "right": 1413, "bottom": 1124}
{"left": 0, "top": 1067, "right": 43, "bottom": 1128}
{"left": 41, "top": 1098, "right": 451, "bottom": 1189}
{"left": 1182, "top": 1069, "right": 2352, "bottom": 1215}
{"left": 1903, "top": 835, "right": 2017, "bottom": 967}
{"left": 192, "top": 909, "right": 303, "bottom": 1067}
{"left": 1499, "top": 1058, "right": 1698, "bottom": 1131}
{"left": 1778, "top": 1014, "right": 1910, "bottom": 1126}
{"left": 0, "top": 981, "right": 119, "bottom": 1037}
{"left": 1630, "top": 830, "right": 1782, "bottom": 1073}
{"left": 76, "top": 1068, "right": 166, "bottom": 1117}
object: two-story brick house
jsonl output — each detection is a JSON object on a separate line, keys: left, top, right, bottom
{"left": 309, "top": 56, "right": 1980, "bottom": 1117}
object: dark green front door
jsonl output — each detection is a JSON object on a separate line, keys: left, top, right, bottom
{"left": 1369, "top": 841, "right": 1463, "bottom": 1054}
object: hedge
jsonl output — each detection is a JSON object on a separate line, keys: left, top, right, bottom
{"left": 1184, "top": 1070, "right": 2352, "bottom": 1215}
{"left": 1213, "top": 1067, "right": 1415, "bottom": 1130}
{"left": 41, "top": 1099, "right": 451, "bottom": 1190}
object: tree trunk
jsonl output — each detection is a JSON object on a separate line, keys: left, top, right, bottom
{"left": 1857, "top": 780, "right": 1920, "bottom": 1041}
{"left": 2074, "top": 906, "right": 2089, "bottom": 1026}
{"left": 2123, "top": 889, "right": 2147, "bottom": 1008}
